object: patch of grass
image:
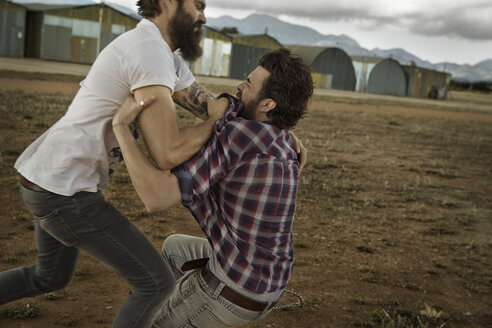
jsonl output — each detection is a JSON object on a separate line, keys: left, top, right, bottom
{"left": 294, "top": 240, "right": 309, "bottom": 249}
{"left": 45, "top": 293, "right": 58, "bottom": 301}
{"left": 423, "top": 226, "right": 456, "bottom": 236}
{"left": 0, "top": 303, "right": 39, "bottom": 319}
{"left": 1, "top": 252, "right": 26, "bottom": 264}
{"left": 354, "top": 307, "right": 447, "bottom": 328}
{"left": 356, "top": 245, "right": 374, "bottom": 254}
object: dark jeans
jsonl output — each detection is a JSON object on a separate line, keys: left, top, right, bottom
{"left": 0, "top": 186, "right": 175, "bottom": 328}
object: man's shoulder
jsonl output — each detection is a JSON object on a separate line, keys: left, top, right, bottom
{"left": 221, "top": 119, "right": 295, "bottom": 157}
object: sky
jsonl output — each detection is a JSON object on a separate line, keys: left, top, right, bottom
{"left": 113, "top": 0, "right": 492, "bottom": 66}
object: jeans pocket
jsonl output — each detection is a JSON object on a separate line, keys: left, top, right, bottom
{"left": 36, "top": 211, "right": 80, "bottom": 247}
{"left": 188, "top": 304, "right": 235, "bottom": 328}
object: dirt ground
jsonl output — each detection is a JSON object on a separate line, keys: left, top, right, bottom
{"left": 0, "top": 68, "right": 491, "bottom": 328}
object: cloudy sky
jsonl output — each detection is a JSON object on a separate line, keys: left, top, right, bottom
{"left": 116, "top": 0, "right": 492, "bottom": 66}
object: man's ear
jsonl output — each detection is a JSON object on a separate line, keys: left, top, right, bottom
{"left": 260, "top": 98, "right": 277, "bottom": 113}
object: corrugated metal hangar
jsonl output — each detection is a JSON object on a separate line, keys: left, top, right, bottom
{"left": 290, "top": 46, "right": 356, "bottom": 91}
{"left": 229, "top": 34, "right": 282, "bottom": 80}
{"left": 352, "top": 56, "right": 407, "bottom": 97}
{"left": 1, "top": 0, "right": 451, "bottom": 99}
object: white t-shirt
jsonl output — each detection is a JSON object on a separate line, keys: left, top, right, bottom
{"left": 15, "top": 19, "right": 195, "bottom": 196}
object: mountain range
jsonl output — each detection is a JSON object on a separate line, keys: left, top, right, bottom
{"left": 207, "top": 14, "right": 492, "bottom": 83}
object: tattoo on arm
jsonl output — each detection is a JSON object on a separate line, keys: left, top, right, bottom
{"left": 174, "top": 82, "right": 214, "bottom": 118}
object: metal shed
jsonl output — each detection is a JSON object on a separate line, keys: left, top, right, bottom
{"left": 190, "top": 26, "right": 232, "bottom": 78}
{"left": 1, "top": 0, "right": 26, "bottom": 57}
{"left": 20, "top": 2, "right": 139, "bottom": 64}
{"left": 352, "top": 56, "right": 407, "bottom": 97}
{"left": 229, "top": 34, "right": 282, "bottom": 80}
{"left": 289, "top": 46, "right": 356, "bottom": 91}
{"left": 403, "top": 66, "right": 451, "bottom": 99}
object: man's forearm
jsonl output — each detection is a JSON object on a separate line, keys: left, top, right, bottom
{"left": 134, "top": 85, "right": 223, "bottom": 170}
{"left": 172, "top": 82, "right": 215, "bottom": 120}
{"left": 113, "top": 123, "right": 182, "bottom": 213}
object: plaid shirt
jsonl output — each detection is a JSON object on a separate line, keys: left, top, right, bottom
{"left": 172, "top": 94, "right": 298, "bottom": 294}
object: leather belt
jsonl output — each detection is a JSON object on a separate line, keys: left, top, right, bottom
{"left": 200, "top": 267, "right": 276, "bottom": 312}
{"left": 19, "top": 175, "right": 48, "bottom": 192}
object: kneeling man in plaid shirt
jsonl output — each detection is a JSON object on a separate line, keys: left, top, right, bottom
{"left": 113, "top": 49, "right": 314, "bottom": 327}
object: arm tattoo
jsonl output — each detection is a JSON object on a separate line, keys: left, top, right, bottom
{"left": 174, "top": 83, "right": 214, "bottom": 118}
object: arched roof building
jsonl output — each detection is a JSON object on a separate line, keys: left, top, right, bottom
{"left": 290, "top": 46, "right": 356, "bottom": 91}
{"left": 352, "top": 56, "right": 407, "bottom": 97}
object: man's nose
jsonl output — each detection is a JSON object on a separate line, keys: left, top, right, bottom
{"left": 199, "top": 11, "right": 206, "bottom": 25}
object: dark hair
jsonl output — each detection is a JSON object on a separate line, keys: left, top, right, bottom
{"left": 137, "top": 0, "right": 183, "bottom": 18}
{"left": 259, "top": 48, "right": 313, "bottom": 130}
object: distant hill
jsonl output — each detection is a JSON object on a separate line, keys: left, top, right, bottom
{"left": 207, "top": 14, "right": 492, "bottom": 82}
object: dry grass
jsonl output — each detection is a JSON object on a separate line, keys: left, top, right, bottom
{"left": 0, "top": 81, "right": 491, "bottom": 327}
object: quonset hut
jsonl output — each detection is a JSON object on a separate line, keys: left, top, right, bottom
{"left": 289, "top": 46, "right": 356, "bottom": 91}
{"left": 352, "top": 56, "right": 407, "bottom": 97}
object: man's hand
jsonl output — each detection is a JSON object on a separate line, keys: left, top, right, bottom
{"left": 289, "top": 131, "right": 307, "bottom": 173}
{"left": 206, "top": 97, "right": 229, "bottom": 120}
{"left": 113, "top": 96, "right": 156, "bottom": 127}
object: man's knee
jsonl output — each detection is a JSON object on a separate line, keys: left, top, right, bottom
{"left": 35, "top": 271, "right": 73, "bottom": 292}
{"left": 161, "top": 234, "right": 184, "bottom": 258}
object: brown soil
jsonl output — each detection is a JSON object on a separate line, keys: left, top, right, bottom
{"left": 0, "top": 73, "right": 491, "bottom": 328}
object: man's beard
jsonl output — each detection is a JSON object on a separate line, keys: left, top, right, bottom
{"left": 170, "top": 6, "right": 203, "bottom": 62}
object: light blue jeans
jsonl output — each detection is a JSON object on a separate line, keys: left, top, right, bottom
{"left": 152, "top": 234, "right": 275, "bottom": 328}
{"left": 0, "top": 186, "right": 175, "bottom": 328}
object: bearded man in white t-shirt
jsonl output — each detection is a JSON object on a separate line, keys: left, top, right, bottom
{"left": 0, "top": 0, "right": 228, "bottom": 327}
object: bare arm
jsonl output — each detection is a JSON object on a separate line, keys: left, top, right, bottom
{"left": 113, "top": 97, "right": 182, "bottom": 213}
{"left": 134, "top": 85, "right": 228, "bottom": 170}
{"left": 172, "top": 81, "right": 215, "bottom": 120}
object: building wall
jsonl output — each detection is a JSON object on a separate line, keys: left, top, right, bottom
{"left": 33, "top": 5, "right": 137, "bottom": 64}
{"left": 232, "top": 35, "right": 280, "bottom": 49}
{"left": 404, "top": 66, "right": 450, "bottom": 99}
{"left": 190, "top": 27, "right": 232, "bottom": 77}
{"left": 0, "top": 1, "right": 25, "bottom": 57}
{"left": 367, "top": 59, "right": 407, "bottom": 97}
{"left": 229, "top": 35, "right": 281, "bottom": 80}
{"left": 230, "top": 44, "right": 274, "bottom": 80}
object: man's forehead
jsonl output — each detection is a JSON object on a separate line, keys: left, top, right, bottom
{"left": 249, "top": 66, "right": 270, "bottom": 83}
